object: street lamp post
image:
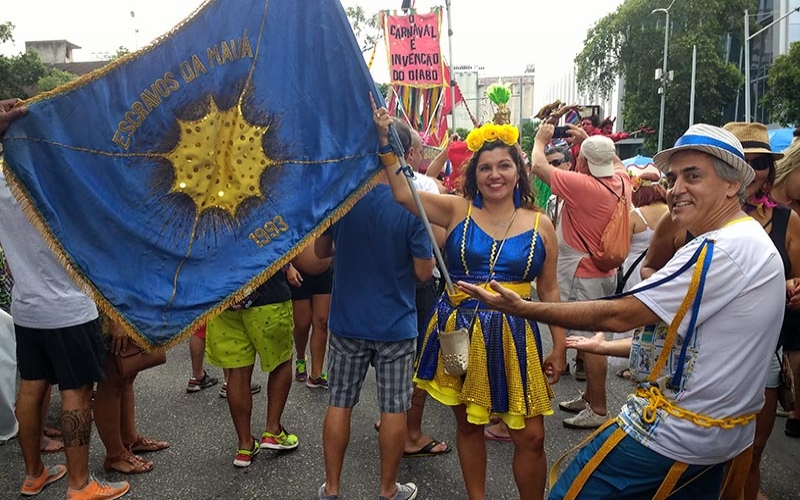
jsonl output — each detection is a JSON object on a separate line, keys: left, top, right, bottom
{"left": 652, "top": 0, "right": 676, "bottom": 152}
{"left": 743, "top": 6, "right": 800, "bottom": 123}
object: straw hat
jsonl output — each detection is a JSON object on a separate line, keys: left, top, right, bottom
{"left": 723, "top": 122, "right": 784, "bottom": 160}
{"left": 653, "top": 124, "right": 754, "bottom": 186}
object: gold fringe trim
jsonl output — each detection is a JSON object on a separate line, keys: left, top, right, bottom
{"left": 2, "top": 159, "right": 382, "bottom": 352}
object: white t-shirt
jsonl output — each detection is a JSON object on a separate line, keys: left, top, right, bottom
{"left": 412, "top": 173, "right": 441, "bottom": 279}
{"left": 412, "top": 173, "right": 440, "bottom": 194}
{"left": 0, "top": 171, "right": 98, "bottom": 329}
{"left": 622, "top": 218, "right": 784, "bottom": 464}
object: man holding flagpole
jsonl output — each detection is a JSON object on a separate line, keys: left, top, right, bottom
{"left": 315, "top": 112, "right": 433, "bottom": 500}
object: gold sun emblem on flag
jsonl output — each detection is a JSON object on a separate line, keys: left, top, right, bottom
{"left": 164, "top": 98, "right": 274, "bottom": 217}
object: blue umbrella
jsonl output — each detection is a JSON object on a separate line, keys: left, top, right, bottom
{"left": 769, "top": 128, "right": 794, "bottom": 153}
{"left": 622, "top": 155, "right": 655, "bottom": 167}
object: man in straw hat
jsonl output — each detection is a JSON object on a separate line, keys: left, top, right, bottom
{"left": 460, "top": 123, "right": 786, "bottom": 499}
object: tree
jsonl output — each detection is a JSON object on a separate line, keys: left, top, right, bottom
{"left": 519, "top": 119, "right": 541, "bottom": 156}
{"left": 575, "top": 0, "right": 752, "bottom": 151}
{"left": 376, "top": 82, "right": 390, "bottom": 101}
{"left": 762, "top": 41, "right": 800, "bottom": 126}
{"left": 37, "top": 68, "right": 76, "bottom": 92}
{"left": 345, "top": 6, "right": 381, "bottom": 53}
{"left": 0, "top": 22, "right": 48, "bottom": 99}
{"left": 109, "top": 46, "right": 131, "bottom": 61}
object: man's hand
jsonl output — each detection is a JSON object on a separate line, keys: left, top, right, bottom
{"left": 564, "top": 123, "right": 587, "bottom": 147}
{"left": 369, "top": 93, "right": 392, "bottom": 146}
{"left": 456, "top": 280, "right": 526, "bottom": 316}
{"left": 565, "top": 332, "right": 607, "bottom": 355}
{"left": 535, "top": 123, "right": 554, "bottom": 148}
{"left": 0, "top": 98, "right": 27, "bottom": 136}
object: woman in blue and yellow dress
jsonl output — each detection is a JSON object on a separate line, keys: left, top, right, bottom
{"left": 372, "top": 95, "right": 566, "bottom": 500}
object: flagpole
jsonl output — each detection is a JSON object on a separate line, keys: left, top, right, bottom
{"left": 445, "top": 0, "right": 457, "bottom": 135}
{"left": 388, "top": 125, "right": 455, "bottom": 294}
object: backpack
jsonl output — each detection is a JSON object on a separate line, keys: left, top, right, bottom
{"left": 577, "top": 175, "right": 631, "bottom": 273}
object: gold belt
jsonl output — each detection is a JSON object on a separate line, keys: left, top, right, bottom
{"left": 446, "top": 281, "right": 531, "bottom": 306}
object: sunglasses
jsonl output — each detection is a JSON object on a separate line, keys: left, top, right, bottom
{"left": 549, "top": 159, "right": 566, "bottom": 167}
{"left": 747, "top": 156, "right": 774, "bottom": 171}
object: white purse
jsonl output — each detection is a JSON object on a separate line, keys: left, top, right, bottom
{"left": 438, "top": 327, "right": 470, "bottom": 376}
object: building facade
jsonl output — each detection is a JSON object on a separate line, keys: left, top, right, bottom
{"left": 452, "top": 65, "right": 536, "bottom": 131}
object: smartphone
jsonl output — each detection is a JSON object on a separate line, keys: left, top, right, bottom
{"left": 553, "top": 126, "right": 571, "bottom": 139}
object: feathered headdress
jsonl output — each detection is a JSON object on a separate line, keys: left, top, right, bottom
{"left": 486, "top": 83, "right": 512, "bottom": 125}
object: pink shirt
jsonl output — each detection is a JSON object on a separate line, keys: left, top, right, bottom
{"left": 550, "top": 166, "right": 631, "bottom": 277}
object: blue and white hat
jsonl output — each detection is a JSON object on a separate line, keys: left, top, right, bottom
{"left": 653, "top": 124, "right": 755, "bottom": 186}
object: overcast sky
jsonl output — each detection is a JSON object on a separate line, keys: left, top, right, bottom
{"left": 1, "top": 0, "right": 625, "bottom": 103}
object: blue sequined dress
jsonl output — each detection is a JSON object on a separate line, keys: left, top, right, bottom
{"left": 414, "top": 207, "right": 555, "bottom": 429}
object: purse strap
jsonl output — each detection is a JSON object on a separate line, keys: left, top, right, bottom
{"left": 465, "top": 209, "right": 519, "bottom": 331}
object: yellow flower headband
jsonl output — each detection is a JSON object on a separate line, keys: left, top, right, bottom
{"left": 465, "top": 123, "right": 519, "bottom": 152}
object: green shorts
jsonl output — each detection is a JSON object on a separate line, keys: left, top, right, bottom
{"left": 205, "top": 301, "right": 294, "bottom": 372}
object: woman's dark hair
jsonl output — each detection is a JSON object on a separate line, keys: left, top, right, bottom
{"left": 459, "top": 140, "right": 538, "bottom": 210}
{"left": 752, "top": 154, "right": 777, "bottom": 200}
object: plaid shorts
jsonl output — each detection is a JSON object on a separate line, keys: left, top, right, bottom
{"left": 327, "top": 332, "right": 415, "bottom": 413}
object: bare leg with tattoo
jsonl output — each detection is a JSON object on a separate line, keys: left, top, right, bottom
{"left": 60, "top": 387, "right": 93, "bottom": 490}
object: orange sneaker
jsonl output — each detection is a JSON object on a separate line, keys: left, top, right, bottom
{"left": 66, "top": 476, "right": 130, "bottom": 500}
{"left": 20, "top": 464, "right": 67, "bottom": 496}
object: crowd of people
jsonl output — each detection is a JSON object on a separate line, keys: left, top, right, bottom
{"left": 1, "top": 92, "right": 800, "bottom": 500}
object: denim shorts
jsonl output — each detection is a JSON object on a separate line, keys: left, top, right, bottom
{"left": 765, "top": 349, "right": 782, "bottom": 389}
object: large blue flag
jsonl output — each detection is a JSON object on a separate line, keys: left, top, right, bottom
{"left": 2, "top": 0, "right": 384, "bottom": 348}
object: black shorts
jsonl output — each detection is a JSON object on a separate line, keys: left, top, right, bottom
{"left": 291, "top": 267, "right": 334, "bottom": 301}
{"left": 415, "top": 278, "right": 438, "bottom": 356}
{"left": 781, "top": 309, "right": 800, "bottom": 351}
{"left": 15, "top": 318, "right": 106, "bottom": 390}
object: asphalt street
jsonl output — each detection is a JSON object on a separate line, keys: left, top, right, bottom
{"left": 1, "top": 332, "right": 798, "bottom": 500}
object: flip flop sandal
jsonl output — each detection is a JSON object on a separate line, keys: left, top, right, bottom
{"left": 103, "top": 450, "right": 154, "bottom": 474}
{"left": 43, "top": 427, "right": 62, "bottom": 438}
{"left": 127, "top": 436, "right": 170, "bottom": 453}
{"left": 483, "top": 427, "right": 512, "bottom": 442}
{"left": 403, "top": 439, "right": 451, "bottom": 458}
{"left": 40, "top": 436, "right": 64, "bottom": 454}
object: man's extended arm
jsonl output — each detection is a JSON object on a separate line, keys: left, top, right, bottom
{"left": 457, "top": 280, "right": 660, "bottom": 333}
